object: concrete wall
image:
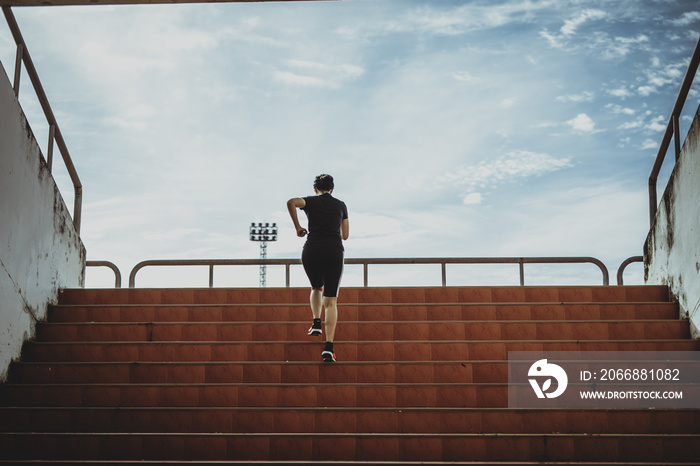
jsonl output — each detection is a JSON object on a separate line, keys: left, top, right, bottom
{"left": 645, "top": 104, "right": 700, "bottom": 338}
{"left": 0, "top": 61, "right": 86, "bottom": 381}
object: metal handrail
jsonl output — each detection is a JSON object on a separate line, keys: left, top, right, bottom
{"left": 86, "top": 261, "right": 122, "bottom": 288}
{"left": 616, "top": 256, "right": 643, "bottom": 286}
{"left": 128, "top": 256, "right": 610, "bottom": 288}
{"left": 2, "top": 6, "right": 83, "bottom": 233}
{"left": 648, "top": 34, "right": 700, "bottom": 227}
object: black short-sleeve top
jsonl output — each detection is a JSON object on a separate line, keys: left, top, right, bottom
{"left": 301, "top": 193, "right": 348, "bottom": 249}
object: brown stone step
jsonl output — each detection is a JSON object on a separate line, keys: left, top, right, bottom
{"left": 58, "top": 285, "right": 671, "bottom": 306}
{"left": 20, "top": 339, "right": 700, "bottom": 363}
{"left": 1, "top": 462, "right": 697, "bottom": 466}
{"left": 0, "top": 382, "right": 508, "bottom": 408}
{"left": 48, "top": 302, "right": 680, "bottom": 323}
{"left": 33, "top": 320, "right": 691, "bottom": 343}
{"left": 1, "top": 407, "right": 698, "bottom": 434}
{"left": 7, "top": 361, "right": 485, "bottom": 384}
{"left": 12, "top": 359, "right": 699, "bottom": 386}
{"left": 0, "top": 432, "right": 697, "bottom": 462}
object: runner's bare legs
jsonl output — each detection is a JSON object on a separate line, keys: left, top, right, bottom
{"left": 310, "top": 288, "right": 323, "bottom": 320}
{"left": 323, "top": 297, "right": 337, "bottom": 342}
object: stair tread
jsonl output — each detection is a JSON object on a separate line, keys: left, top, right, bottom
{"left": 38, "top": 318, "right": 685, "bottom": 323}
{"left": 0, "top": 405, "right": 697, "bottom": 411}
{"left": 4, "top": 431, "right": 699, "bottom": 437}
{"left": 51, "top": 301, "right": 678, "bottom": 307}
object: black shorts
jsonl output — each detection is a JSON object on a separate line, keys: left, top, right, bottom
{"left": 301, "top": 244, "right": 344, "bottom": 298}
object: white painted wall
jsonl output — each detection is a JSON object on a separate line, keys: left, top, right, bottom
{"left": 0, "top": 61, "right": 86, "bottom": 381}
{"left": 645, "top": 104, "right": 700, "bottom": 338}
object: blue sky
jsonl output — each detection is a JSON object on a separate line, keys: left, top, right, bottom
{"left": 1, "top": 0, "right": 699, "bottom": 288}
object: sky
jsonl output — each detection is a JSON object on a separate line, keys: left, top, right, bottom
{"left": 1, "top": 0, "right": 699, "bottom": 289}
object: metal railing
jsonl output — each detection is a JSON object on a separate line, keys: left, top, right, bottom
{"left": 648, "top": 34, "right": 700, "bottom": 227}
{"left": 127, "top": 257, "right": 610, "bottom": 288}
{"left": 86, "top": 261, "right": 122, "bottom": 288}
{"left": 2, "top": 6, "right": 83, "bottom": 233}
{"left": 616, "top": 256, "right": 643, "bottom": 286}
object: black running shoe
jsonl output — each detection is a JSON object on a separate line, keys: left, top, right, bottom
{"left": 322, "top": 342, "right": 336, "bottom": 362}
{"left": 308, "top": 318, "right": 322, "bottom": 336}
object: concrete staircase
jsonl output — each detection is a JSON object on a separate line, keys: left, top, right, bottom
{"left": 1, "top": 285, "right": 699, "bottom": 464}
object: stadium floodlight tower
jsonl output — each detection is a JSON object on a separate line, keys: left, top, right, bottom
{"left": 249, "top": 222, "right": 277, "bottom": 287}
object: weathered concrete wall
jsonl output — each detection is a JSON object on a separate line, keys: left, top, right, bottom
{"left": 645, "top": 104, "right": 700, "bottom": 338}
{"left": 0, "top": 61, "right": 86, "bottom": 381}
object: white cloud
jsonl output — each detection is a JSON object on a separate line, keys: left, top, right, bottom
{"left": 641, "top": 138, "right": 659, "bottom": 150}
{"left": 597, "top": 34, "right": 649, "bottom": 60}
{"left": 500, "top": 97, "right": 518, "bottom": 109}
{"left": 670, "top": 11, "right": 700, "bottom": 27}
{"left": 560, "top": 9, "right": 607, "bottom": 36}
{"left": 347, "top": 1, "right": 557, "bottom": 37}
{"left": 274, "top": 70, "right": 327, "bottom": 87}
{"left": 556, "top": 91, "right": 594, "bottom": 103}
{"left": 103, "top": 104, "right": 157, "bottom": 131}
{"left": 618, "top": 120, "right": 643, "bottom": 130}
{"left": 440, "top": 151, "right": 572, "bottom": 195}
{"left": 274, "top": 60, "right": 365, "bottom": 88}
{"left": 453, "top": 71, "right": 474, "bottom": 82}
{"left": 638, "top": 85, "right": 656, "bottom": 96}
{"left": 463, "top": 192, "right": 483, "bottom": 205}
{"left": 540, "top": 9, "right": 606, "bottom": 49}
{"left": 607, "top": 87, "right": 633, "bottom": 99}
{"left": 646, "top": 115, "right": 667, "bottom": 132}
{"left": 567, "top": 113, "right": 597, "bottom": 133}
{"left": 605, "top": 104, "right": 635, "bottom": 115}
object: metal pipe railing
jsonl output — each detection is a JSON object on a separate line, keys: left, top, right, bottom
{"left": 86, "top": 261, "right": 122, "bottom": 288}
{"left": 2, "top": 6, "right": 83, "bottom": 233}
{"left": 616, "top": 256, "right": 643, "bottom": 286}
{"left": 648, "top": 34, "right": 700, "bottom": 227}
{"left": 127, "top": 257, "right": 610, "bottom": 288}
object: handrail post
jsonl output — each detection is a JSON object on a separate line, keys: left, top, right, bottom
{"left": 208, "top": 265, "right": 214, "bottom": 288}
{"left": 47, "top": 124, "right": 55, "bottom": 172}
{"left": 363, "top": 264, "right": 368, "bottom": 287}
{"left": 73, "top": 186, "right": 82, "bottom": 234}
{"left": 673, "top": 114, "right": 681, "bottom": 162}
{"left": 13, "top": 42, "right": 22, "bottom": 96}
{"left": 519, "top": 259, "right": 525, "bottom": 286}
{"left": 285, "top": 264, "right": 290, "bottom": 288}
{"left": 648, "top": 177, "right": 658, "bottom": 226}
{"left": 441, "top": 262, "right": 446, "bottom": 287}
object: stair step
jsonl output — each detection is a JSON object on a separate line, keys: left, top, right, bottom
{"left": 0, "top": 432, "right": 697, "bottom": 462}
{"left": 7, "top": 361, "right": 497, "bottom": 384}
{"left": 11, "top": 358, "right": 700, "bottom": 386}
{"left": 48, "top": 302, "right": 680, "bottom": 323}
{"left": 58, "top": 285, "right": 671, "bottom": 306}
{"left": 1, "top": 407, "right": 698, "bottom": 434}
{"left": 0, "top": 382, "right": 508, "bottom": 408}
{"left": 20, "top": 340, "right": 700, "bottom": 362}
{"left": 1, "top": 462, "right": 698, "bottom": 466}
{"left": 34, "top": 320, "right": 690, "bottom": 342}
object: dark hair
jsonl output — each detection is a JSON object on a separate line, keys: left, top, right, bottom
{"left": 313, "top": 174, "right": 334, "bottom": 192}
